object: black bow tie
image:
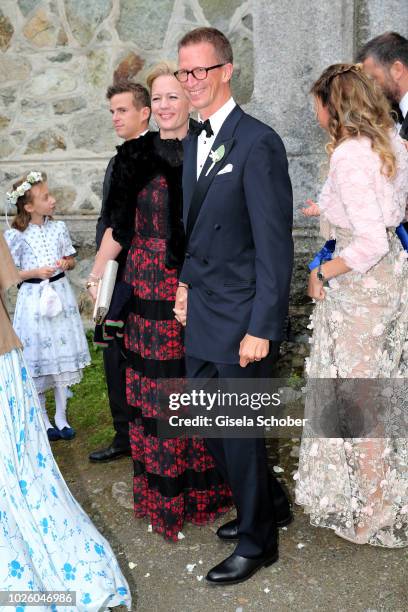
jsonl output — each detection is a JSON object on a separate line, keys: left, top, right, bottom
{"left": 189, "top": 117, "right": 214, "bottom": 138}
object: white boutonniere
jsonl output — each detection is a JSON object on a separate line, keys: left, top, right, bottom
{"left": 205, "top": 144, "right": 225, "bottom": 176}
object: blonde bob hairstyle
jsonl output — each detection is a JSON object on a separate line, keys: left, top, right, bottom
{"left": 311, "top": 63, "right": 397, "bottom": 178}
{"left": 146, "top": 61, "right": 178, "bottom": 93}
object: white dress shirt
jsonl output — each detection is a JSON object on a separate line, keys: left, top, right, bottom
{"left": 196, "top": 97, "right": 236, "bottom": 179}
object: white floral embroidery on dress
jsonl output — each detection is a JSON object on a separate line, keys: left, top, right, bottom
{"left": 295, "top": 132, "right": 408, "bottom": 548}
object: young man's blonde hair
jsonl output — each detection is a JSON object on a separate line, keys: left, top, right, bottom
{"left": 106, "top": 80, "right": 151, "bottom": 110}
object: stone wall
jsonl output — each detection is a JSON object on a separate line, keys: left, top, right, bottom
{"left": 1, "top": 0, "right": 407, "bottom": 372}
{"left": 0, "top": 0, "right": 253, "bottom": 220}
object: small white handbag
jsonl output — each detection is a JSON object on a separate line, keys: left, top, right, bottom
{"left": 39, "top": 280, "right": 63, "bottom": 318}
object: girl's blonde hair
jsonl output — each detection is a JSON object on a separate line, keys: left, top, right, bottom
{"left": 11, "top": 172, "right": 47, "bottom": 231}
{"left": 146, "top": 61, "right": 178, "bottom": 93}
{"left": 311, "top": 63, "right": 396, "bottom": 177}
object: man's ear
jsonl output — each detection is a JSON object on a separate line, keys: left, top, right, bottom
{"left": 390, "top": 60, "right": 405, "bottom": 81}
{"left": 222, "top": 63, "right": 234, "bottom": 83}
{"left": 142, "top": 106, "right": 151, "bottom": 122}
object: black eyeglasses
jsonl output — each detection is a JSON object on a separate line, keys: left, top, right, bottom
{"left": 174, "top": 63, "right": 226, "bottom": 82}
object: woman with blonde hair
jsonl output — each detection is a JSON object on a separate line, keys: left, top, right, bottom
{"left": 87, "top": 62, "right": 232, "bottom": 540}
{"left": 295, "top": 63, "right": 408, "bottom": 547}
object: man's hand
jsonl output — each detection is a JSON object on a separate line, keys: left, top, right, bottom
{"left": 174, "top": 285, "right": 188, "bottom": 326}
{"left": 239, "top": 334, "right": 269, "bottom": 367}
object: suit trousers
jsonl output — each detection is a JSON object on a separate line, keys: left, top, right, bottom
{"left": 186, "top": 345, "right": 288, "bottom": 557}
{"left": 103, "top": 339, "right": 131, "bottom": 449}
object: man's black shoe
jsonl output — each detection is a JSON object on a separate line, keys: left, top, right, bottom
{"left": 216, "top": 518, "right": 239, "bottom": 540}
{"left": 217, "top": 512, "right": 293, "bottom": 541}
{"left": 89, "top": 445, "right": 131, "bottom": 462}
{"left": 276, "top": 512, "right": 294, "bottom": 528}
{"left": 206, "top": 550, "right": 278, "bottom": 585}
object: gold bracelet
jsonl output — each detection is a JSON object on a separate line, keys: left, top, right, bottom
{"left": 178, "top": 283, "right": 188, "bottom": 289}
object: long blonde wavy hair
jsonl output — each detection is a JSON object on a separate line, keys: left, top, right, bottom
{"left": 311, "top": 63, "right": 397, "bottom": 178}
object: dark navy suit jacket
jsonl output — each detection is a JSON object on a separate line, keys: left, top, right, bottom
{"left": 95, "top": 156, "right": 128, "bottom": 272}
{"left": 180, "top": 105, "right": 293, "bottom": 364}
{"left": 400, "top": 112, "right": 408, "bottom": 140}
{"left": 96, "top": 156, "right": 114, "bottom": 250}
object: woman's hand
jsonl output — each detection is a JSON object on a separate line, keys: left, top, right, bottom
{"left": 307, "top": 270, "right": 325, "bottom": 300}
{"left": 56, "top": 256, "right": 75, "bottom": 271}
{"left": 174, "top": 285, "right": 188, "bottom": 326}
{"left": 302, "top": 199, "right": 320, "bottom": 217}
{"left": 87, "top": 282, "right": 99, "bottom": 303}
{"left": 85, "top": 228, "right": 122, "bottom": 304}
{"left": 36, "top": 266, "right": 57, "bottom": 280}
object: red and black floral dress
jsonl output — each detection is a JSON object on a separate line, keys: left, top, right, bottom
{"left": 106, "top": 133, "right": 232, "bottom": 540}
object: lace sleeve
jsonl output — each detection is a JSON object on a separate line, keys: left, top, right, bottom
{"left": 332, "top": 154, "right": 389, "bottom": 273}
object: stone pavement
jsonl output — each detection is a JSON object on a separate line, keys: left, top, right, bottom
{"left": 53, "top": 436, "right": 407, "bottom": 612}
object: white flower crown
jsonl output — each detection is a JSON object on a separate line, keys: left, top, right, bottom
{"left": 6, "top": 171, "right": 43, "bottom": 207}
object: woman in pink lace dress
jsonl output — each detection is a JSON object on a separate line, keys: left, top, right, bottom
{"left": 295, "top": 64, "right": 408, "bottom": 547}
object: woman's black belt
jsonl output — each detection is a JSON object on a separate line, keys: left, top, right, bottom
{"left": 21, "top": 271, "right": 65, "bottom": 284}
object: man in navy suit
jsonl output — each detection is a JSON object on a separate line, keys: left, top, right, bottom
{"left": 174, "top": 27, "right": 294, "bottom": 585}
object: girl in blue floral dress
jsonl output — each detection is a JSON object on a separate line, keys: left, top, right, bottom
{"left": 0, "top": 232, "right": 131, "bottom": 610}
{"left": 4, "top": 172, "right": 90, "bottom": 441}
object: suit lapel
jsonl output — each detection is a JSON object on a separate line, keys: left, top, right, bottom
{"left": 400, "top": 114, "right": 408, "bottom": 140}
{"left": 185, "top": 105, "right": 243, "bottom": 244}
{"left": 182, "top": 134, "right": 197, "bottom": 224}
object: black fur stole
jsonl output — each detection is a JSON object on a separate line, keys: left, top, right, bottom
{"left": 104, "top": 131, "right": 185, "bottom": 270}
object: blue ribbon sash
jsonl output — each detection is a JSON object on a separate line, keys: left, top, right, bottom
{"left": 308, "top": 239, "right": 336, "bottom": 271}
{"left": 308, "top": 225, "right": 407, "bottom": 271}
{"left": 396, "top": 223, "right": 408, "bottom": 252}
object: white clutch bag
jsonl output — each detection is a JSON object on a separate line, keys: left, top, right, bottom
{"left": 93, "top": 260, "right": 118, "bottom": 325}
